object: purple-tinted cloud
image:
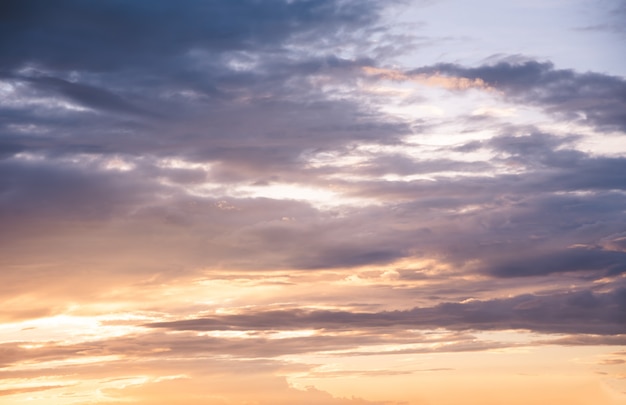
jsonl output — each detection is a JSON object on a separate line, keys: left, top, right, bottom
{"left": 410, "top": 61, "right": 626, "bottom": 131}
{"left": 147, "top": 287, "right": 626, "bottom": 335}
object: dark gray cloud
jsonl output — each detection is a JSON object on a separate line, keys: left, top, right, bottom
{"left": 0, "top": 0, "right": 403, "bottom": 172}
{"left": 0, "top": 0, "right": 381, "bottom": 72}
{"left": 489, "top": 247, "right": 626, "bottom": 277}
{"left": 0, "top": 0, "right": 624, "bottom": 347}
{"left": 1, "top": 2, "right": 624, "bottom": 403}
{"left": 22, "top": 75, "right": 151, "bottom": 116}
{"left": 2, "top": 132, "right": 625, "bottom": 287}
{"left": 410, "top": 61, "right": 626, "bottom": 131}
{"left": 355, "top": 154, "right": 493, "bottom": 176}
{"left": 147, "top": 287, "right": 626, "bottom": 335}
{"left": 324, "top": 131, "right": 626, "bottom": 278}
{"left": 0, "top": 158, "right": 155, "bottom": 225}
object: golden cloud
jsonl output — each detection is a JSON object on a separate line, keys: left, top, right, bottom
{"left": 362, "top": 66, "right": 493, "bottom": 91}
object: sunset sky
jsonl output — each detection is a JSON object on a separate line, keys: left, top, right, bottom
{"left": 1, "top": 0, "right": 625, "bottom": 404}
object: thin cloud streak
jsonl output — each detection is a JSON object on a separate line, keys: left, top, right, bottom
{"left": 147, "top": 287, "right": 626, "bottom": 335}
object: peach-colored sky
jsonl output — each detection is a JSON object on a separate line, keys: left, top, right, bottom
{"left": 1, "top": 0, "right": 625, "bottom": 404}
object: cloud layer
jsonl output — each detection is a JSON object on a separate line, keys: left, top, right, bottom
{"left": 1, "top": 0, "right": 625, "bottom": 404}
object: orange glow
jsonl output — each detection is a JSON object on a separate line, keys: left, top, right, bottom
{"left": 362, "top": 66, "right": 493, "bottom": 91}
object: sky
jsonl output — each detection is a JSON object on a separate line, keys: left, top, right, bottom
{"left": 1, "top": 0, "right": 625, "bottom": 404}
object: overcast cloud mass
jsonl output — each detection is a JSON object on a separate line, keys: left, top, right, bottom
{"left": 1, "top": 1, "right": 625, "bottom": 404}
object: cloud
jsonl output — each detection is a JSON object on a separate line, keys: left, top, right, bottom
{"left": 599, "top": 358, "right": 625, "bottom": 366}
{"left": 1, "top": 1, "right": 625, "bottom": 404}
{"left": 95, "top": 374, "right": 393, "bottom": 405}
{"left": 489, "top": 247, "right": 626, "bottom": 277}
{"left": 0, "top": 334, "right": 403, "bottom": 404}
{"left": 0, "top": 0, "right": 382, "bottom": 72}
{"left": 362, "top": 66, "right": 492, "bottom": 91}
{"left": 410, "top": 61, "right": 626, "bottom": 131}
{"left": 538, "top": 334, "right": 626, "bottom": 346}
{"left": 0, "top": 385, "right": 70, "bottom": 397}
{"left": 0, "top": 328, "right": 483, "bottom": 371}
{"left": 21, "top": 75, "right": 152, "bottom": 116}
{"left": 146, "top": 287, "right": 626, "bottom": 335}
{"left": 0, "top": 0, "right": 407, "bottom": 177}
{"left": 1, "top": 1, "right": 623, "bottom": 290}
{"left": 2, "top": 130, "right": 625, "bottom": 311}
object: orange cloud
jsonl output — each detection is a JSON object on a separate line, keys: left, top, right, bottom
{"left": 362, "top": 66, "right": 492, "bottom": 91}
